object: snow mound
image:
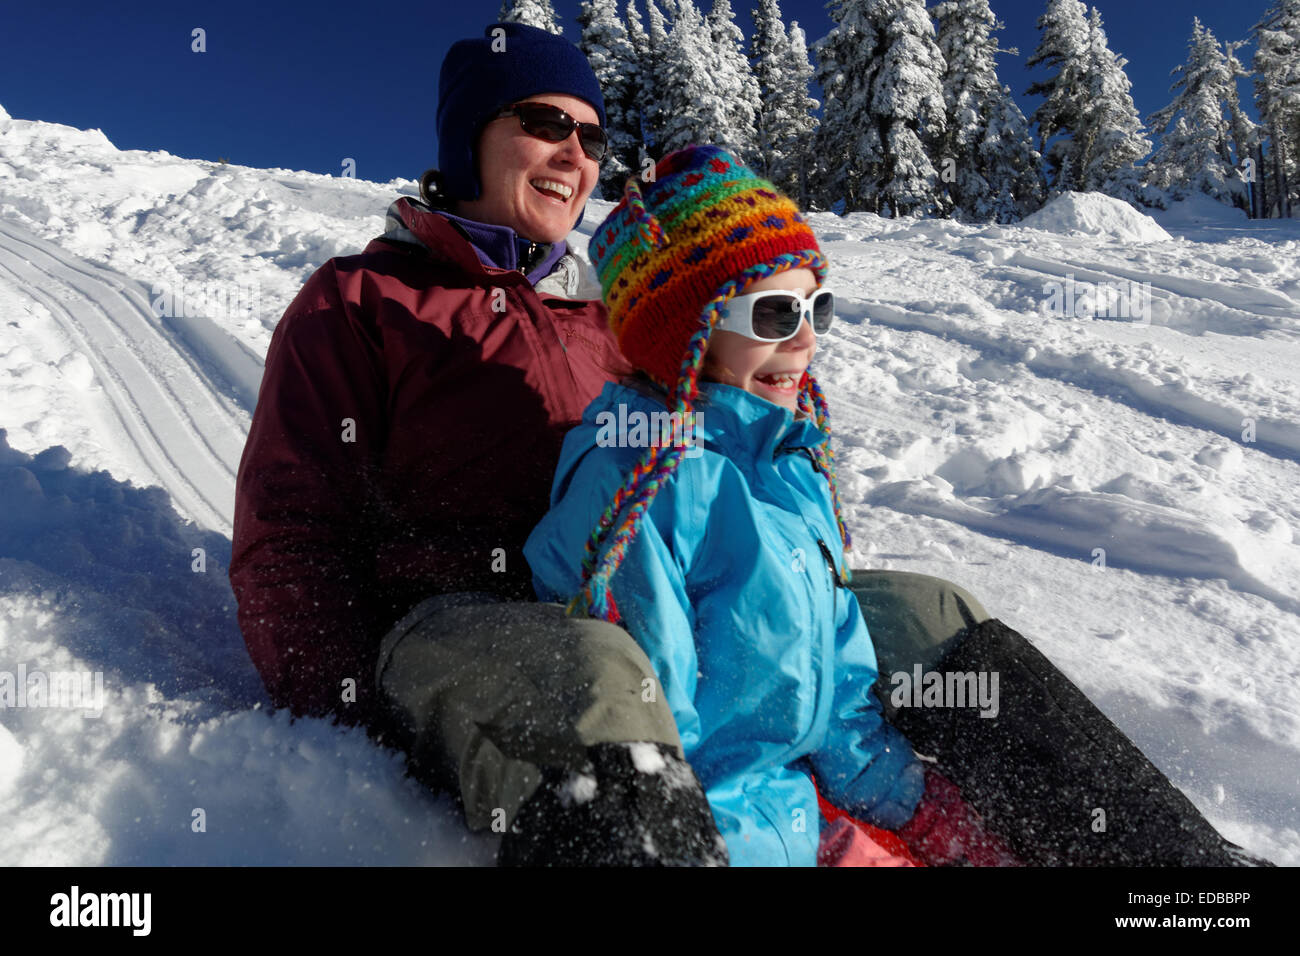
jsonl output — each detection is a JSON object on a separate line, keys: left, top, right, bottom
{"left": 1020, "top": 191, "right": 1172, "bottom": 243}
{"left": 0, "top": 103, "right": 10, "bottom": 122}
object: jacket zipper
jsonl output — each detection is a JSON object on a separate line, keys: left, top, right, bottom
{"left": 513, "top": 242, "right": 572, "bottom": 354}
{"left": 816, "top": 537, "right": 839, "bottom": 621}
{"left": 769, "top": 448, "right": 842, "bottom": 783}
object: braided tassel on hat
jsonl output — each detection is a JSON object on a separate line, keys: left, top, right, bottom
{"left": 622, "top": 176, "right": 667, "bottom": 253}
{"left": 571, "top": 253, "right": 851, "bottom": 622}
{"left": 574, "top": 146, "right": 851, "bottom": 621}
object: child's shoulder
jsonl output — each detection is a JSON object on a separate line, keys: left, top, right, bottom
{"left": 551, "top": 381, "right": 730, "bottom": 513}
{"left": 577, "top": 379, "right": 717, "bottom": 462}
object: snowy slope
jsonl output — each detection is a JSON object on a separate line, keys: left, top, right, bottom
{"left": 0, "top": 104, "right": 1296, "bottom": 865}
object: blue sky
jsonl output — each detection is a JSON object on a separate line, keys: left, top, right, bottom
{"left": 0, "top": 0, "right": 1274, "bottom": 187}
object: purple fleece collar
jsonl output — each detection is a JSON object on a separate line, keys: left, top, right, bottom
{"left": 437, "top": 210, "right": 569, "bottom": 285}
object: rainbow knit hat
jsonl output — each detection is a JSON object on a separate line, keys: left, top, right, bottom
{"left": 591, "top": 145, "right": 827, "bottom": 386}
{"left": 573, "top": 145, "right": 849, "bottom": 623}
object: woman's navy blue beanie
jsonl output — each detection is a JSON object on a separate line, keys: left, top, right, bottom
{"left": 437, "top": 22, "right": 607, "bottom": 202}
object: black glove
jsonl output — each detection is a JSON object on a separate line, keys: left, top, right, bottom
{"left": 498, "top": 741, "right": 729, "bottom": 867}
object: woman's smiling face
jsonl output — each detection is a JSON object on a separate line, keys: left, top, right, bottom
{"left": 453, "top": 93, "right": 602, "bottom": 244}
{"left": 703, "top": 268, "right": 820, "bottom": 414}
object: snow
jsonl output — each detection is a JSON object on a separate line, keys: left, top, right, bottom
{"left": 1, "top": 104, "right": 1297, "bottom": 865}
{"left": 1019, "top": 190, "right": 1173, "bottom": 242}
{"left": 559, "top": 772, "right": 599, "bottom": 807}
{"left": 628, "top": 740, "right": 668, "bottom": 774}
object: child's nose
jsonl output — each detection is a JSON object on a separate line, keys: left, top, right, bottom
{"left": 786, "top": 317, "right": 817, "bottom": 349}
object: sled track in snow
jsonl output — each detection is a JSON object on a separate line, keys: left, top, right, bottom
{"left": 1003, "top": 250, "right": 1300, "bottom": 325}
{"left": 823, "top": 268, "right": 1300, "bottom": 618}
{"left": 0, "top": 218, "right": 252, "bottom": 536}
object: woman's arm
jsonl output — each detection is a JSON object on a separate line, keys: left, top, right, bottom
{"left": 229, "top": 259, "right": 388, "bottom": 724}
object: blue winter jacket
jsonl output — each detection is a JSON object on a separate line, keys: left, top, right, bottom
{"left": 524, "top": 378, "right": 925, "bottom": 866}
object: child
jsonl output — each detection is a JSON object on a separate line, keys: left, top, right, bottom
{"left": 525, "top": 146, "right": 1013, "bottom": 866}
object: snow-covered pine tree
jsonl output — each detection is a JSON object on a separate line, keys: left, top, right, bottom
{"left": 704, "top": 0, "right": 762, "bottom": 163}
{"left": 1222, "top": 40, "right": 1261, "bottom": 202}
{"left": 781, "top": 24, "right": 821, "bottom": 207}
{"left": 1026, "top": 1, "right": 1150, "bottom": 200}
{"left": 646, "top": 0, "right": 673, "bottom": 43}
{"left": 814, "top": 0, "right": 947, "bottom": 217}
{"left": 1144, "top": 19, "right": 1250, "bottom": 209}
{"left": 812, "top": 0, "right": 876, "bottom": 211}
{"left": 658, "top": 0, "right": 729, "bottom": 154}
{"left": 640, "top": 0, "right": 675, "bottom": 159}
{"left": 932, "top": 0, "right": 1045, "bottom": 222}
{"left": 579, "top": 0, "right": 640, "bottom": 198}
{"left": 868, "top": 0, "right": 948, "bottom": 217}
{"left": 498, "top": 0, "right": 562, "bottom": 33}
{"left": 752, "top": 0, "right": 786, "bottom": 176}
{"left": 1253, "top": 0, "right": 1300, "bottom": 217}
{"left": 751, "top": 0, "right": 819, "bottom": 203}
{"left": 1026, "top": 0, "right": 1093, "bottom": 192}
{"left": 981, "top": 90, "right": 1051, "bottom": 221}
{"left": 1076, "top": 6, "right": 1152, "bottom": 201}
{"left": 624, "top": 0, "right": 653, "bottom": 159}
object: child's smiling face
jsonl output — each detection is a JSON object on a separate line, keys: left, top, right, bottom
{"left": 703, "top": 268, "right": 819, "bottom": 414}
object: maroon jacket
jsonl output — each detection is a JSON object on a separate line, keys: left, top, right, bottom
{"left": 229, "top": 197, "right": 623, "bottom": 725}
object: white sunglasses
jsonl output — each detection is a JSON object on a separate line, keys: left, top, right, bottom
{"left": 714, "top": 288, "right": 836, "bottom": 342}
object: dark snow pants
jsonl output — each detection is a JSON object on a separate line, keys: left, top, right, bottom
{"left": 850, "top": 569, "right": 991, "bottom": 672}
{"left": 856, "top": 573, "right": 1268, "bottom": 866}
{"left": 375, "top": 573, "right": 1267, "bottom": 865}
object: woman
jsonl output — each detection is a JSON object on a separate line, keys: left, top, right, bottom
{"left": 230, "top": 22, "right": 726, "bottom": 866}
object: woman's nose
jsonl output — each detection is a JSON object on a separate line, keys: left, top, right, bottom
{"left": 553, "top": 131, "right": 584, "bottom": 164}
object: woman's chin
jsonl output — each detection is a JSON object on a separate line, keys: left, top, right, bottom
{"left": 521, "top": 194, "right": 577, "bottom": 242}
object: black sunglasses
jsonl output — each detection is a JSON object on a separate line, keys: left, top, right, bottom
{"left": 492, "top": 102, "right": 609, "bottom": 163}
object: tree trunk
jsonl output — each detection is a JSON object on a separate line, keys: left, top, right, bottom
{"left": 1272, "top": 129, "right": 1288, "bottom": 219}
{"left": 1255, "top": 141, "right": 1266, "bottom": 219}
{"left": 1258, "top": 141, "right": 1268, "bottom": 219}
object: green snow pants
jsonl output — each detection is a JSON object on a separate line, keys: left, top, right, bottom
{"left": 376, "top": 592, "right": 684, "bottom": 832}
{"left": 848, "top": 570, "right": 991, "bottom": 676}
{"left": 374, "top": 572, "right": 982, "bottom": 834}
